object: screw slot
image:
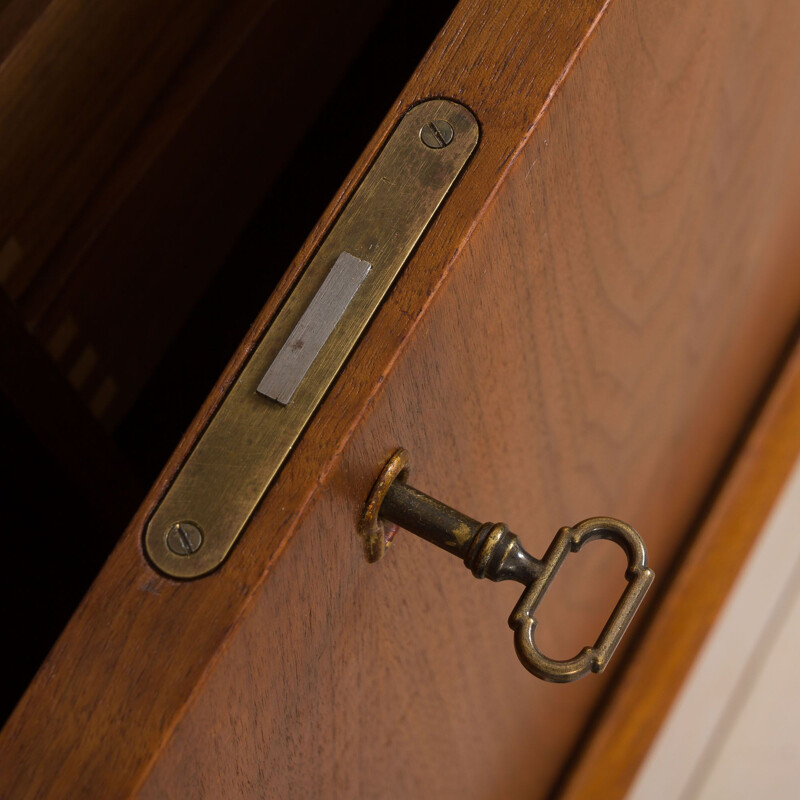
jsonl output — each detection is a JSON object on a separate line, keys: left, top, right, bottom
{"left": 420, "top": 120, "right": 454, "bottom": 149}
{"left": 166, "top": 521, "right": 204, "bottom": 556}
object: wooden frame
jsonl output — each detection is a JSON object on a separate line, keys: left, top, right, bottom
{"left": 3, "top": 0, "right": 800, "bottom": 796}
{"left": 560, "top": 334, "right": 800, "bottom": 799}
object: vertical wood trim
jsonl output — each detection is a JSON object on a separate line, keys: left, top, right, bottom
{"left": 558, "top": 333, "right": 800, "bottom": 800}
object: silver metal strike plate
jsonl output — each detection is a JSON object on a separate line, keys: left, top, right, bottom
{"left": 258, "top": 252, "right": 372, "bottom": 405}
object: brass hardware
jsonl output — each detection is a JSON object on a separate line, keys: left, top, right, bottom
{"left": 361, "top": 449, "right": 654, "bottom": 683}
{"left": 358, "top": 447, "right": 410, "bottom": 562}
{"left": 145, "top": 100, "right": 479, "bottom": 579}
{"left": 419, "top": 120, "right": 454, "bottom": 149}
{"left": 257, "top": 252, "right": 372, "bottom": 405}
{"left": 165, "top": 521, "right": 204, "bottom": 556}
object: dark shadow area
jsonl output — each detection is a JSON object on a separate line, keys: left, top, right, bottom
{"left": 1, "top": 0, "right": 457, "bottom": 726}
{"left": 116, "top": 0, "right": 458, "bottom": 480}
{"left": 0, "top": 392, "right": 111, "bottom": 725}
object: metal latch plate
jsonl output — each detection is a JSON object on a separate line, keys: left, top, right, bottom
{"left": 144, "top": 100, "right": 479, "bottom": 578}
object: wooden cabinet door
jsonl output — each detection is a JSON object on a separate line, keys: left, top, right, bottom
{"left": 3, "top": 0, "right": 800, "bottom": 797}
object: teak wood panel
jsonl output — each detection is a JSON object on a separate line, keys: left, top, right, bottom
{"left": 0, "top": 0, "right": 389, "bottom": 424}
{"left": 4, "top": 0, "right": 800, "bottom": 797}
{"left": 0, "top": 0, "right": 246, "bottom": 296}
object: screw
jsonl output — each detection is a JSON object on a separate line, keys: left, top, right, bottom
{"left": 166, "top": 521, "right": 203, "bottom": 556}
{"left": 420, "top": 120, "right": 454, "bottom": 149}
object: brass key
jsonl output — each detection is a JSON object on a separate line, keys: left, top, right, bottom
{"left": 360, "top": 449, "right": 654, "bottom": 683}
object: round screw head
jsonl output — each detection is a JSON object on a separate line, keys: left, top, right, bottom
{"left": 166, "top": 521, "right": 204, "bottom": 556}
{"left": 419, "top": 119, "right": 454, "bottom": 149}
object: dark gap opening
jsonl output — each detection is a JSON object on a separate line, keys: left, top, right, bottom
{"left": 115, "top": 0, "right": 458, "bottom": 481}
{"left": 1, "top": 0, "right": 458, "bottom": 726}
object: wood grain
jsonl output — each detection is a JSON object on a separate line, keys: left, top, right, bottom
{"left": 0, "top": 0, "right": 49, "bottom": 62}
{"left": 3, "top": 0, "right": 800, "bottom": 796}
{"left": 0, "top": 0, "right": 229, "bottom": 297}
{"left": 0, "top": 0, "right": 389, "bottom": 424}
{"left": 557, "top": 340, "right": 800, "bottom": 799}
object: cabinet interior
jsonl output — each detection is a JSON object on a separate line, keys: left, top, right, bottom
{"left": 0, "top": 0, "right": 458, "bottom": 724}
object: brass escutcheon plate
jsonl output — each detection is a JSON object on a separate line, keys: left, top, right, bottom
{"left": 145, "top": 100, "right": 480, "bottom": 579}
